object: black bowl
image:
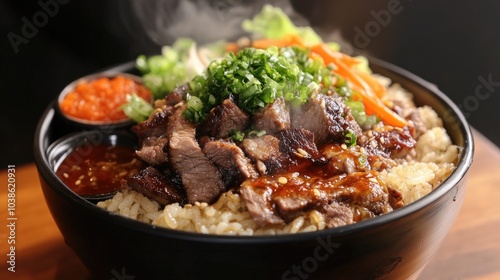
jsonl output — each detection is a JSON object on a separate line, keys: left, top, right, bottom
{"left": 34, "top": 59, "right": 474, "bottom": 280}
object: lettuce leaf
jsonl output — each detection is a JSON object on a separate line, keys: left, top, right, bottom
{"left": 242, "top": 5, "right": 322, "bottom": 44}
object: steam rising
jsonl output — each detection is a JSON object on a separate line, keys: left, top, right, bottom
{"left": 124, "top": 0, "right": 313, "bottom": 46}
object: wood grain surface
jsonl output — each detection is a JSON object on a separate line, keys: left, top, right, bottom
{"left": 0, "top": 129, "right": 498, "bottom": 280}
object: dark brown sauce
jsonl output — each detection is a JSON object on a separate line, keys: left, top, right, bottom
{"left": 56, "top": 144, "right": 144, "bottom": 196}
{"left": 243, "top": 144, "right": 387, "bottom": 222}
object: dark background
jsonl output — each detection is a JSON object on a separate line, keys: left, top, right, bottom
{"left": 1, "top": 0, "right": 499, "bottom": 167}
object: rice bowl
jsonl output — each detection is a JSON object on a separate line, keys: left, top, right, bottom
{"left": 34, "top": 57, "right": 473, "bottom": 279}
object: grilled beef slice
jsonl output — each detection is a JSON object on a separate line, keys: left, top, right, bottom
{"left": 202, "top": 140, "right": 258, "bottom": 187}
{"left": 126, "top": 166, "right": 185, "bottom": 206}
{"left": 241, "top": 135, "right": 283, "bottom": 174}
{"left": 291, "top": 95, "right": 362, "bottom": 145}
{"left": 166, "top": 84, "right": 189, "bottom": 106}
{"left": 168, "top": 104, "right": 225, "bottom": 204}
{"left": 359, "top": 124, "right": 416, "bottom": 159}
{"left": 133, "top": 105, "right": 174, "bottom": 166}
{"left": 201, "top": 99, "right": 250, "bottom": 138}
{"left": 277, "top": 128, "right": 319, "bottom": 159}
{"left": 252, "top": 97, "right": 290, "bottom": 134}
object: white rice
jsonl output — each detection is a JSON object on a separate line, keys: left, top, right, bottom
{"left": 97, "top": 82, "right": 460, "bottom": 235}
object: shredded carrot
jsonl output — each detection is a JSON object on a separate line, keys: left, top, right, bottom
{"left": 310, "top": 44, "right": 407, "bottom": 127}
{"left": 252, "top": 34, "right": 305, "bottom": 49}
{"left": 226, "top": 42, "right": 240, "bottom": 53}
{"left": 355, "top": 69, "right": 387, "bottom": 98}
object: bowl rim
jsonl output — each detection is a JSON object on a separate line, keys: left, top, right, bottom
{"left": 34, "top": 58, "right": 474, "bottom": 244}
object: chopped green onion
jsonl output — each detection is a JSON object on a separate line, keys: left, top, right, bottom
{"left": 229, "top": 130, "right": 246, "bottom": 142}
{"left": 121, "top": 94, "right": 154, "bottom": 123}
{"left": 344, "top": 129, "right": 357, "bottom": 147}
{"left": 184, "top": 46, "right": 330, "bottom": 123}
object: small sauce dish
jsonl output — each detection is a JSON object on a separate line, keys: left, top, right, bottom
{"left": 57, "top": 72, "right": 151, "bottom": 130}
{"left": 47, "top": 130, "right": 144, "bottom": 203}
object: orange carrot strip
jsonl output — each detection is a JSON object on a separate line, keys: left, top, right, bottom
{"left": 355, "top": 69, "right": 387, "bottom": 98}
{"left": 357, "top": 92, "right": 408, "bottom": 127}
{"left": 251, "top": 34, "right": 305, "bottom": 49}
{"left": 226, "top": 42, "right": 240, "bottom": 53}
{"left": 311, "top": 44, "right": 375, "bottom": 96}
{"left": 311, "top": 44, "right": 407, "bottom": 127}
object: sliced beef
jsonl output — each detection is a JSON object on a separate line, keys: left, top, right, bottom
{"left": 126, "top": 166, "right": 185, "bottom": 206}
{"left": 320, "top": 202, "right": 354, "bottom": 228}
{"left": 201, "top": 99, "right": 249, "bottom": 138}
{"left": 240, "top": 170, "right": 394, "bottom": 228}
{"left": 252, "top": 97, "right": 290, "bottom": 134}
{"left": 202, "top": 140, "right": 258, "bottom": 187}
{"left": 241, "top": 135, "right": 283, "bottom": 174}
{"left": 239, "top": 184, "right": 285, "bottom": 226}
{"left": 168, "top": 104, "right": 225, "bottom": 204}
{"left": 135, "top": 136, "right": 169, "bottom": 166}
{"left": 166, "top": 84, "right": 189, "bottom": 106}
{"left": 132, "top": 105, "right": 173, "bottom": 139}
{"left": 132, "top": 105, "right": 174, "bottom": 166}
{"left": 322, "top": 145, "right": 371, "bottom": 175}
{"left": 291, "top": 95, "right": 362, "bottom": 145}
{"left": 277, "top": 128, "right": 319, "bottom": 159}
{"left": 359, "top": 124, "right": 416, "bottom": 159}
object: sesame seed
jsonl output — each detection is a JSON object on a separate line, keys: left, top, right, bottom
{"left": 320, "top": 99, "right": 326, "bottom": 109}
{"left": 297, "top": 148, "right": 309, "bottom": 157}
{"left": 278, "top": 177, "right": 288, "bottom": 184}
{"left": 371, "top": 140, "right": 377, "bottom": 148}
{"left": 341, "top": 144, "right": 347, "bottom": 150}
{"left": 293, "top": 152, "right": 304, "bottom": 158}
{"left": 75, "top": 179, "right": 81, "bottom": 186}
{"left": 78, "top": 175, "right": 84, "bottom": 180}
{"left": 368, "top": 130, "right": 373, "bottom": 137}
{"left": 313, "top": 189, "right": 320, "bottom": 197}
{"left": 63, "top": 173, "right": 69, "bottom": 178}
{"left": 380, "top": 137, "right": 385, "bottom": 144}
{"left": 369, "top": 177, "right": 378, "bottom": 183}
{"left": 360, "top": 147, "right": 366, "bottom": 154}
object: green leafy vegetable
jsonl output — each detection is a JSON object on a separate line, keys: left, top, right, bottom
{"left": 135, "top": 38, "right": 198, "bottom": 100}
{"left": 121, "top": 94, "right": 154, "bottom": 123}
{"left": 242, "top": 4, "right": 322, "bottom": 44}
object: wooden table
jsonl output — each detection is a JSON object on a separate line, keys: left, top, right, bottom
{"left": 1, "top": 129, "right": 499, "bottom": 280}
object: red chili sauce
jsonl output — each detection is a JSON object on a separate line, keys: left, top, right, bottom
{"left": 56, "top": 143, "right": 143, "bottom": 196}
